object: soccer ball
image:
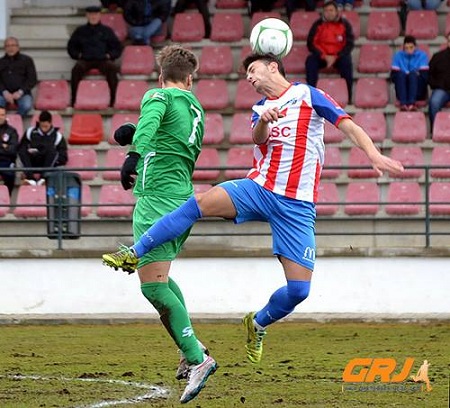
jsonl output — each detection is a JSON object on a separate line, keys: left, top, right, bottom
{"left": 250, "top": 18, "right": 293, "bottom": 59}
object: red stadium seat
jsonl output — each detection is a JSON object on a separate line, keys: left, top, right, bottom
{"left": 108, "top": 113, "right": 140, "bottom": 145}
{"left": 151, "top": 22, "right": 167, "bottom": 44}
{"left": 216, "top": 0, "right": 247, "bottom": 8}
{"left": 35, "top": 80, "right": 70, "bottom": 110}
{"left": 69, "top": 114, "right": 103, "bottom": 145}
{"left": 353, "top": 111, "right": 386, "bottom": 143}
{"left": 199, "top": 46, "right": 234, "bottom": 75}
{"left": 234, "top": 79, "right": 261, "bottom": 110}
{"left": 344, "top": 182, "right": 380, "bottom": 215}
{"left": 429, "top": 182, "right": 450, "bottom": 216}
{"left": 113, "top": 80, "right": 149, "bottom": 111}
{"left": 67, "top": 149, "right": 98, "bottom": 181}
{"left": 290, "top": 11, "right": 320, "bottom": 41}
{"left": 250, "top": 12, "right": 282, "bottom": 29}
{"left": 357, "top": 43, "right": 391, "bottom": 74}
{"left": 0, "top": 185, "right": 10, "bottom": 217}
{"left": 341, "top": 10, "right": 360, "bottom": 39}
{"left": 103, "top": 148, "right": 126, "bottom": 181}
{"left": 385, "top": 182, "right": 422, "bottom": 215}
{"left": 194, "top": 183, "right": 213, "bottom": 193}
{"left": 120, "top": 45, "right": 155, "bottom": 75}
{"left": 81, "top": 184, "right": 93, "bottom": 217}
{"left": 5, "top": 114, "right": 23, "bottom": 138}
{"left": 283, "top": 44, "right": 308, "bottom": 75}
{"left": 100, "top": 13, "right": 127, "bottom": 41}
{"left": 405, "top": 10, "right": 438, "bottom": 40}
{"left": 391, "top": 112, "right": 427, "bottom": 143}
{"left": 354, "top": 78, "right": 389, "bottom": 109}
{"left": 366, "top": 11, "right": 401, "bottom": 40}
{"left": 324, "top": 121, "right": 344, "bottom": 144}
{"left": 193, "top": 148, "right": 220, "bottom": 181}
{"left": 31, "top": 112, "right": 64, "bottom": 134}
{"left": 389, "top": 146, "right": 424, "bottom": 178}
{"left": 172, "top": 12, "right": 205, "bottom": 42}
{"left": 225, "top": 146, "right": 253, "bottom": 179}
{"left": 210, "top": 13, "right": 244, "bottom": 42}
{"left": 446, "top": 14, "right": 450, "bottom": 39}
{"left": 317, "top": 78, "right": 348, "bottom": 107}
{"left": 370, "top": 0, "right": 401, "bottom": 6}
{"left": 348, "top": 146, "right": 380, "bottom": 179}
{"left": 204, "top": 113, "right": 225, "bottom": 144}
{"left": 432, "top": 112, "right": 450, "bottom": 143}
{"left": 74, "top": 80, "right": 110, "bottom": 110}
{"left": 230, "top": 113, "right": 253, "bottom": 144}
{"left": 316, "top": 182, "right": 339, "bottom": 216}
{"left": 13, "top": 185, "right": 47, "bottom": 218}
{"left": 322, "top": 146, "right": 342, "bottom": 179}
{"left": 430, "top": 146, "right": 450, "bottom": 179}
{"left": 97, "top": 184, "right": 135, "bottom": 218}
{"left": 195, "top": 79, "right": 230, "bottom": 110}
{"left": 238, "top": 45, "right": 252, "bottom": 74}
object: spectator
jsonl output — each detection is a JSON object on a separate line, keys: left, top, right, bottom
{"left": 123, "top": 0, "right": 171, "bottom": 45}
{"left": 0, "top": 105, "right": 19, "bottom": 195}
{"left": 428, "top": 32, "right": 450, "bottom": 129}
{"left": 100, "top": 0, "right": 124, "bottom": 12}
{"left": 286, "top": 0, "right": 316, "bottom": 20}
{"left": 172, "top": 0, "right": 211, "bottom": 38}
{"left": 391, "top": 35, "right": 429, "bottom": 111}
{"left": 305, "top": 1, "right": 354, "bottom": 101}
{"left": 18, "top": 110, "right": 68, "bottom": 186}
{"left": 0, "top": 37, "right": 37, "bottom": 117}
{"left": 407, "top": 0, "right": 443, "bottom": 10}
{"left": 67, "top": 5, "right": 122, "bottom": 107}
{"left": 335, "top": 0, "right": 354, "bottom": 10}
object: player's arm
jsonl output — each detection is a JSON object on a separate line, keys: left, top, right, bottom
{"left": 252, "top": 107, "right": 284, "bottom": 144}
{"left": 338, "top": 118, "right": 404, "bottom": 176}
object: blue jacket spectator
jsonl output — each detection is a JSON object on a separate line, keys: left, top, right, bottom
{"left": 391, "top": 35, "right": 429, "bottom": 111}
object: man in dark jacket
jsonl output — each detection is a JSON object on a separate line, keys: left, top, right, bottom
{"left": 18, "top": 110, "right": 68, "bottom": 186}
{"left": 67, "top": 6, "right": 123, "bottom": 107}
{"left": 0, "top": 37, "right": 37, "bottom": 117}
{"left": 428, "top": 32, "right": 450, "bottom": 129}
{"left": 0, "top": 105, "right": 19, "bottom": 194}
{"left": 124, "top": 0, "right": 171, "bottom": 45}
{"left": 305, "top": 0, "right": 354, "bottom": 101}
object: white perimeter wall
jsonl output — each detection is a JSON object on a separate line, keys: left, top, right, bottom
{"left": 1, "top": 257, "right": 449, "bottom": 316}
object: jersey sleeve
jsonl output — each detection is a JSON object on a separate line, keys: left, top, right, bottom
{"left": 133, "top": 89, "right": 169, "bottom": 154}
{"left": 309, "top": 86, "right": 351, "bottom": 126}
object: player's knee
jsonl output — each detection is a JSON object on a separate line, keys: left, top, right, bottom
{"left": 286, "top": 280, "right": 311, "bottom": 305}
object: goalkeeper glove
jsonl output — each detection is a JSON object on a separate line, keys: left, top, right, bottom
{"left": 120, "top": 152, "right": 140, "bottom": 190}
{"left": 114, "top": 123, "right": 136, "bottom": 146}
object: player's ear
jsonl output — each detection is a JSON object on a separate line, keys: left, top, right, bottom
{"left": 186, "top": 74, "right": 193, "bottom": 90}
{"left": 158, "top": 73, "right": 163, "bottom": 87}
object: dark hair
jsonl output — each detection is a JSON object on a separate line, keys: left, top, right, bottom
{"left": 323, "top": 0, "right": 339, "bottom": 10}
{"left": 156, "top": 45, "right": 198, "bottom": 84}
{"left": 242, "top": 53, "right": 286, "bottom": 78}
{"left": 403, "top": 35, "right": 417, "bottom": 45}
{"left": 38, "top": 110, "right": 52, "bottom": 122}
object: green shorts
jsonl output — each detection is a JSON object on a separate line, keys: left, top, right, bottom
{"left": 133, "top": 195, "right": 191, "bottom": 268}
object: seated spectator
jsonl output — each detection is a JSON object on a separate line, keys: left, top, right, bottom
{"left": 172, "top": 0, "right": 211, "bottom": 38}
{"left": 123, "top": 0, "right": 171, "bottom": 45}
{"left": 286, "top": 0, "right": 316, "bottom": 20}
{"left": 18, "top": 111, "right": 68, "bottom": 186}
{"left": 67, "top": 5, "right": 122, "bottom": 107}
{"left": 428, "top": 32, "right": 450, "bottom": 129}
{"left": 407, "top": 0, "right": 443, "bottom": 10}
{"left": 391, "top": 35, "right": 429, "bottom": 111}
{"left": 100, "top": 0, "right": 124, "bottom": 12}
{"left": 0, "top": 105, "right": 19, "bottom": 195}
{"left": 335, "top": 0, "right": 354, "bottom": 10}
{"left": 0, "top": 37, "right": 37, "bottom": 117}
{"left": 305, "top": 1, "right": 354, "bottom": 101}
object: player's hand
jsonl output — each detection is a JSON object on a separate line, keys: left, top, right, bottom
{"left": 371, "top": 154, "right": 404, "bottom": 177}
{"left": 261, "top": 107, "right": 285, "bottom": 124}
{"left": 120, "top": 152, "right": 140, "bottom": 190}
{"left": 114, "top": 123, "right": 136, "bottom": 146}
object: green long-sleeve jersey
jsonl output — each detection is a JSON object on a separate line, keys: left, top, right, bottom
{"left": 131, "top": 87, "right": 205, "bottom": 199}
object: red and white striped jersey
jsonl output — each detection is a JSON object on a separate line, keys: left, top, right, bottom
{"left": 247, "top": 82, "right": 350, "bottom": 203}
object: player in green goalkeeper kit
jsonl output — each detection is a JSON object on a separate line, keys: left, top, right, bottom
{"left": 107, "top": 45, "right": 217, "bottom": 404}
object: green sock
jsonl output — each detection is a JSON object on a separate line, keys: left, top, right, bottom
{"left": 141, "top": 282, "right": 203, "bottom": 365}
{"left": 168, "top": 277, "right": 186, "bottom": 309}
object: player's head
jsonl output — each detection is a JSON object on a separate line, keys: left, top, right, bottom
{"left": 156, "top": 45, "right": 199, "bottom": 90}
{"left": 243, "top": 53, "right": 286, "bottom": 78}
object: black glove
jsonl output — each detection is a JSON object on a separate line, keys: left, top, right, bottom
{"left": 120, "top": 152, "right": 140, "bottom": 190}
{"left": 114, "top": 123, "right": 136, "bottom": 146}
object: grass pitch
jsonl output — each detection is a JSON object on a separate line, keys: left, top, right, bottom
{"left": 0, "top": 321, "right": 448, "bottom": 407}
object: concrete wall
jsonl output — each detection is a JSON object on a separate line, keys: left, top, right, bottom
{"left": 1, "top": 257, "right": 449, "bottom": 317}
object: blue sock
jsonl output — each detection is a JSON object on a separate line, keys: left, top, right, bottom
{"left": 255, "top": 280, "right": 311, "bottom": 328}
{"left": 132, "top": 196, "right": 202, "bottom": 258}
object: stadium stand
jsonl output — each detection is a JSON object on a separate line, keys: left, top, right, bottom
{"left": 290, "top": 11, "right": 319, "bottom": 41}
{"left": 13, "top": 185, "right": 47, "bottom": 218}
{"left": 389, "top": 146, "right": 424, "bottom": 178}
{"left": 234, "top": 79, "right": 261, "bottom": 110}
{"left": 429, "top": 182, "right": 450, "bottom": 216}
{"left": 171, "top": 12, "right": 205, "bottom": 42}
{"left": 324, "top": 121, "right": 345, "bottom": 144}
{"left": 322, "top": 146, "right": 343, "bottom": 179}
{"left": 354, "top": 77, "right": 389, "bottom": 109}
{"left": 193, "top": 148, "right": 221, "bottom": 181}
{"left": 204, "top": 113, "right": 225, "bottom": 144}
{"left": 35, "top": 80, "right": 70, "bottom": 111}
{"left": 74, "top": 80, "right": 110, "bottom": 110}
{"left": 344, "top": 182, "right": 380, "bottom": 215}
{"left": 357, "top": 43, "right": 391, "bottom": 74}
{"left": 366, "top": 10, "right": 401, "bottom": 40}
{"left": 67, "top": 148, "right": 98, "bottom": 181}
{"left": 6, "top": 114, "right": 23, "bottom": 138}
{"left": 385, "top": 182, "right": 422, "bottom": 216}
{"left": 120, "top": 45, "right": 155, "bottom": 76}
{"left": 81, "top": 184, "right": 93, "bottom": 217}
{"left": 353, "top": 111, "right": 386, "bottom": 143}
{"left": 196, "top": 79, "right": 230, "bottom": 110}
{"left": 341, "top": 10, "right": 361, "bottom": 39}
{"left": 113, "top": 80, "right": 149, "bottom": 111}
{"left": 316, "top": 182, "right": 339, "bottom": 216}
{"left": 225, "top": 146, "right": 253, "bottom": 179}
{"left": 108, "top": 113, "right": 140, "bottom": 145}
{"left": 283, "top": 44, "right": 308, "bottom": 75}
{"left": 348, "top": 146, "right": 381, "bottom": 179}
{"left": 96, "top": 184, "right": 135, "bottom": 218}
{"left": 432, "top": 112, "right": 450, "bottom": 143}
{"left": 216, "top": 0, "right": 247, "bottom": 8}
{"left": 0, "top": 185, "right": 10, "bottom": 217}
{"left": 102, "top": 148, "right": 126, "bottom": 181}
{"left": 405, "top": 10, "right": 439, "bottom": 40}
{"left": 69, "top": 114, "right": 103, "bottom": 145}
{"left": 250, "top": 11, "right": 282, "bottom": 29}
{"left": 229, "top": 113, "right": 253, "bottom": 144}
{"left": 391, "top": 112, "right": 427, "bottom": 143}
{"left": 210, "top": 13, "right": 244, "bottom": 42}
{"left": 317, "top": 78, "right": 349, "bottom": 107}
{"left": 100, "top": 12, "right": 127, "bottom": 42}
{"left": 199, "top": 45, "right": 234, "bottom": 75}
{"left": 430, "top": 146, "right": 450, "bottom": 179}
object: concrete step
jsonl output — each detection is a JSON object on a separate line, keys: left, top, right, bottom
{"left": 9, "top": 24, "right": 72, "bottom": 40}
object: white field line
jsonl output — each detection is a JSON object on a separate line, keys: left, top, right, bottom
{"left": 2, "top": 374, "right": 170, "bottom": 407}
